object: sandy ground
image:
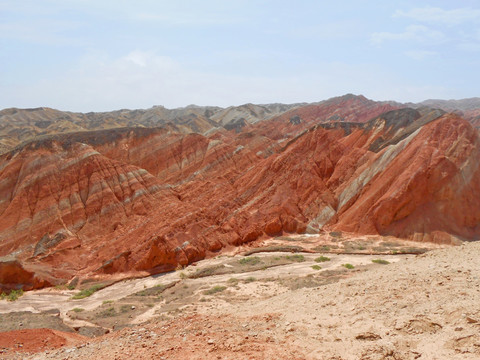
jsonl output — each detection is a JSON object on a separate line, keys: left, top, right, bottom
{"left": 1, "top": 236, "right": 478, "bottom": 359}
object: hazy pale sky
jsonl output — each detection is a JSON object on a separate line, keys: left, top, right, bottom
{"left": 1, "top": 0, "right": 479, "bottom": 111}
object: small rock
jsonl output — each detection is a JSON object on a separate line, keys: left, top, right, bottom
{"left": 355, "top": 332, "right": 382, "bottom": 341}
{"left": 207, "top": 339, "right": 215, "bottom": 345}
{"left": 131, "top": 306, "right": 136, "bottom": 310}
{"left": 455, "top": 327, "right": 464, "bottom": 331}
{"left": 466, "top": 316, "right": 478, "bottom": 324}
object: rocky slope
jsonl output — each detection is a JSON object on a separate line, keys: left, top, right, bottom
{"left": 1, "top": 95, "right": 480, "bottom": 290}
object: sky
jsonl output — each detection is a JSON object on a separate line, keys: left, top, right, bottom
{"left": 1, "top": 0, "right": 479, "bottom": 112}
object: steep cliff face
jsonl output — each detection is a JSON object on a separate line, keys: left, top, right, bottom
{"left": 326, "top": 114, "right": 479, "bottom": 241}
{"left": 1, "top": 101, "right": 479, "bottom": 290}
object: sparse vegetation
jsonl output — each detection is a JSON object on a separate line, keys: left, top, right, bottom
{"left": 372, "top": 259, "right": 390, "bottom": 265}
{"left": 329, "top": 231, "right": 343, "bottom": 238}
{"left": 285, "top": 254, "right": 305, "bottom": 262}
{"left": 315, "top": 256, "right": 330, "bottom": 262}
{"left": 243, "top": 245, "right": 305, "bottom": 256}
{"left": 313, "top": 244, "right": 339, "bottom": 252}
{"left": 188, "top": 264, "right": 225, "bottom": 279}
{"left": 0, "top": 289, "right": 24, "bottom": 301}
{"left": 103, "top": 300, "right": 113, "bottom": 304}
{"left": 71, "top": 284, "right": 105, "bottom": 299}
{"left": 120, "top": 304, "right": 132, "bottom": 313}
{"left": 99, "top": 307, "right": 116, "bottom": 317}
{"left": 342, "top": 263, "right": 355, "bottom": 269}
{"left": 54, "top": 283, "right": 76, "bottom": 291}
{"left": 203, "top": 285, "right": 227, "bottom": 295}
{"left": 72, "top": 307, "right": 84, "bottom": 312}
{"left": 404, "top": 247, "right": 427, "bottom": 254}
{"left": 244, "top": 276, "right": 256, "bottom": 283}
{"left": 311, "top": 265, "right": 321, "bottom": 270}
{"left": 380, "top": 241, "right": 401, "bottom": 247}
{"left": 239, "top": 256, "right": 261, "bottom": 265}
{"left": 228, "top": 278, "right": 239, "bottom": 285}
{"left": 344, "top": 241, "right": 369, "bottom": 252}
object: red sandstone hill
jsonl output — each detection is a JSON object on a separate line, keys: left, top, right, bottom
{"left": 1, "top": 96, "right": 480, "bottom": 291}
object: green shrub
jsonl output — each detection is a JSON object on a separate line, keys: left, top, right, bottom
{"left": 203, "top": 285, "right": 227, "bottom": 295}
{"left": 311, "top": 265, "right": 321, "bottom": 270}
{"left": 315, "top": 256, "right": 330, "bottom": 263}
{"left": 244, "top": 277, "right": 256, "bottom": 283}
{"left": 329, "top": 231, "right": 343, "bottom": 238}
{"left": 285, "top": 254, "right": 305, "bottom": 262}
{"left": 71, "top": 284, "right": 105, "bottom": 299}
{"left": 342, "top": 263, "right": 354, "bottom": 269}
{"left": 372, "top": 259, "right": 390, "bottom": 265}
{"left": 72, "top": 307, "right": 84, "bottom": 312}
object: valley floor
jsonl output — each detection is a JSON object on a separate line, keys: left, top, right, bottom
{"left": 1, "top": 235, "right": 479, "bottom": 359}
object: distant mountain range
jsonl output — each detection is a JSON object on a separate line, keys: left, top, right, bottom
{"left": 1, "top": 94, "right": 479, "bottom": 155}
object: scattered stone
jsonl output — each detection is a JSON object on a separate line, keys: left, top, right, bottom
{"left": 466, "top": 316, "right": 478, "bottom": 324}
{"left": 355, "top": 332, "right": 382, "bottom": 341}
